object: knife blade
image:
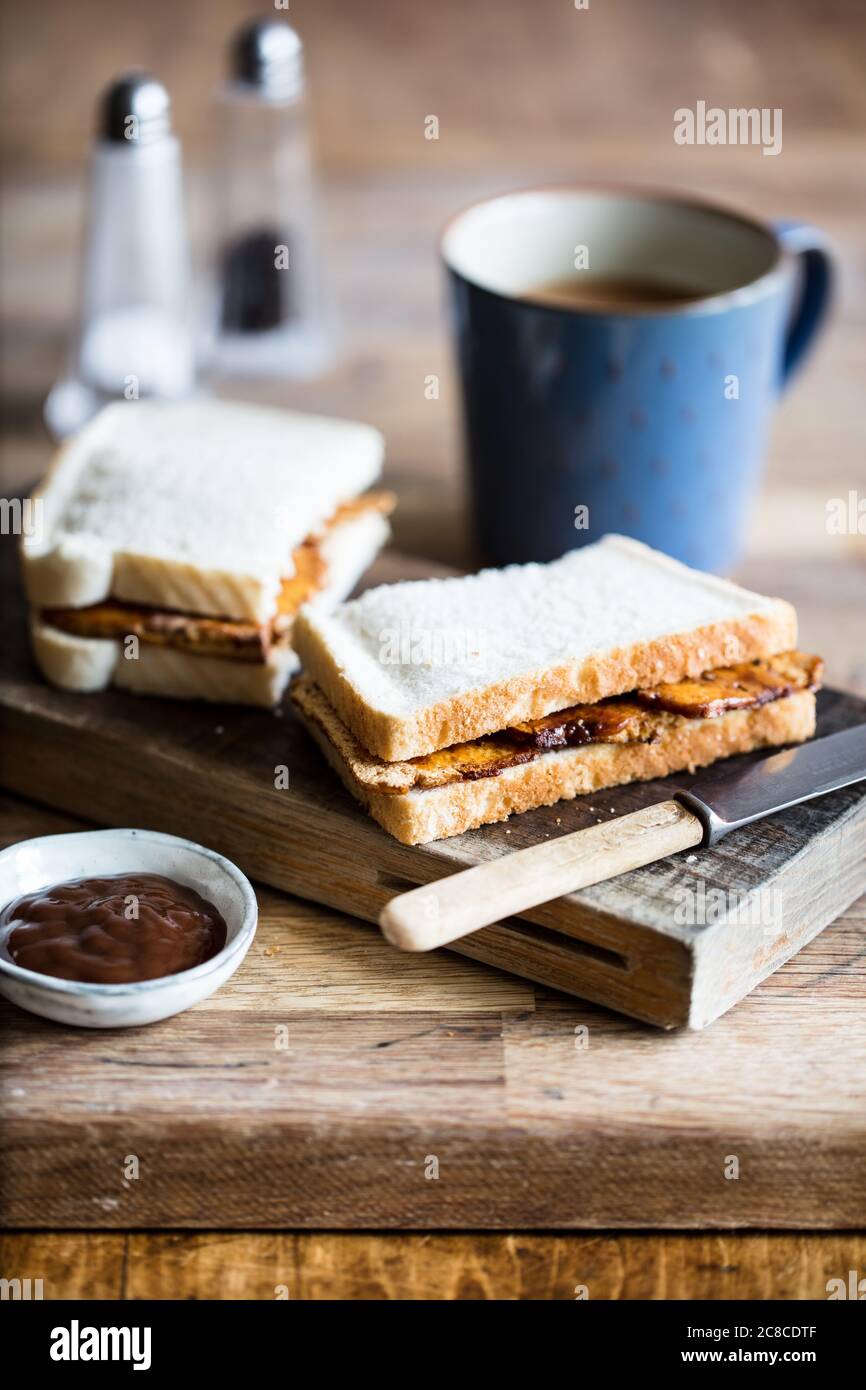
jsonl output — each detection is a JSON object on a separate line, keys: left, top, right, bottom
{"left": 379, "top": 725, "right": 866, "bottom": 953}
{"left": 676, "top": 723, "right": 866, "bottom": 844}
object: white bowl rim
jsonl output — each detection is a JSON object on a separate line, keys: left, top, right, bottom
{"left": 0, "top": 828, "right": 258, "bottom": 998}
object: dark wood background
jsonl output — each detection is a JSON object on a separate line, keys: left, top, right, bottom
{"left": 1, "top": 0, "right": 865, "bottom": 1299}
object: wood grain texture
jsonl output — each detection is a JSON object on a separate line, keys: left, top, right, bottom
{"left": 2, "top": 1230, "right": 865, "bottom": 1300}
{"left": 4, "top": 0, "right": 865, "bottom": 173}
{"left": 1, "top": 790, "right": 865, "bottom": 1231}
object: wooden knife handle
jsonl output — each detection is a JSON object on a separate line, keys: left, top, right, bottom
{"left": 379, "top": 799, "right": 705, "bottom": 952}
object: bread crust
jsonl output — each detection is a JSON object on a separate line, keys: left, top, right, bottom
{"left": 28, "top": 508, "right": 390, "bottom": 707}
{"left": 30, "top": 616, "right": 120, "bottom": 693}
{"left": 294, "top": 600, "right": 798, "bottom": 762}
{"left": 292, "top": 684, "right": 817, "bottom": 845}
{"left": 114, "top": 640, "right": 298, "bottom": 705}
{"left": 31, "top": 616, "right": 298, "bottom": 706}
{"left": 20, "top": 401, "right": 386, "bottom": 622}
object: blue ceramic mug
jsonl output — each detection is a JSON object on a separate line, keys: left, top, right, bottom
{"left": 442, "top": 186, "right": 832, "bottom": 572}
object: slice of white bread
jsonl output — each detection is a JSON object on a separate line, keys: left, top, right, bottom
{"left": 293, "top": 678, "right": 817, "bottom": 845}
{"left": 292, "top": 535, "right": 798, "bottom": 761}
{"left": 31, "top": 618, "right": 299, "bottom": 707}
{"left": 22, "top": 398, "right": 384, "bottom": 623}
{"left": 31, "top": 505, "right": 390, "bottom": 707}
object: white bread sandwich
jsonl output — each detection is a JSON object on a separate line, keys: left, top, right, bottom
{"left": 21, "top": 398, "right": 394, "bottom": 706}
{"left": 290, "top": 535, "right": 822, "bottom": 844}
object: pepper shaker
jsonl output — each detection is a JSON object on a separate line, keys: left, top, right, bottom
{"left": 45, "top": 72, "right": 196, "bottom": 438}
{"left": 207, "top": 18, "right": 334, "bottom": 379}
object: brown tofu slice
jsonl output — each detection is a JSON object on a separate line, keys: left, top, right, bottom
{"left": 634, "top": 651, "right": 823, "bottom": 718}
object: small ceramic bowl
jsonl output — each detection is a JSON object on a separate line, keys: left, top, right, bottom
{"left": 0, "top": 828, "right": 257, "bottom": 1028}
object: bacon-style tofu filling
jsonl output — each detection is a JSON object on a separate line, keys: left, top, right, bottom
{"left": 508, "top": 650, "right": 822, "bottom": 747}
{"left": 407, "top": 651, "right": 823, "bottom": 787}
{"left": 296, "top": 651, "right": 823, "bottom": 794}
{"left": 40, "top": 492, "right": 394, "bottom": 663}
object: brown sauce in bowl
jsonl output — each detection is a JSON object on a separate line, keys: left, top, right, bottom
{"left": 0, "top": 873, "right": 228, "bottom": 984}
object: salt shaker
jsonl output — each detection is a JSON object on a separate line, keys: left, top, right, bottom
{"left": 208, "top": 18, "right": 333, "bottom": 379}
{"left": 45, "top": 72, "right": 195, "bottom": 438}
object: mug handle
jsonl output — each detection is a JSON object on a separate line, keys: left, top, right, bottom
{"left": 772, "top": 219, "right": 834, "bottom": 388}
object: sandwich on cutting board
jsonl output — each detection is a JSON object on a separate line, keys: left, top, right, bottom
{"left": 21, "top": 398, "right": 393, "bottom": 706}
{"left": 291, "top": 535, "right": 822, "bottom": 845}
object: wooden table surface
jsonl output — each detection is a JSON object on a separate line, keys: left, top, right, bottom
{"left": 1, "top": 0, "right": 864, "bottom": 1299}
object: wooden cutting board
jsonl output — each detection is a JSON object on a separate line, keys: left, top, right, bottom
{"left": 2, "top": 536, "right": 865, "bottom": 1030}
{"left": 2, "top": 790, "right": 866, "bottom": 1231}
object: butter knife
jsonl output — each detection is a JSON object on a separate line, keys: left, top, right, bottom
{"left": 379, "top": 725, "right": 866, "bottom": 952}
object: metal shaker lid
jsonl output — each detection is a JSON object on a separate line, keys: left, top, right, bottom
{"left": 99, "top": 71, "right": 172, "bottom": 144}
{"left": 230, "top": 18, "right": 304, "bottom": 99}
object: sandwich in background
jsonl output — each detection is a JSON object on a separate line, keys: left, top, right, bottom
{"left": 22, "top": 399, "right": 393, "bottom": 706}
{"left": 291, "top": 536, "right": 822, "bottom": 844}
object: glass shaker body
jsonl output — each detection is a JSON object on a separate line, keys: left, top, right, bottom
{"left": 45, "top": 73, "right": 196, "bottom": 438}
{"left": 78, "top": 137, "right": 195, "bottom": 400}
{"left": 209, "top": 82, "right": 333, "bottom": 379}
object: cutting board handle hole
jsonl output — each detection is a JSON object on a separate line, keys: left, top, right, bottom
{"left": 377, "top": 873, "right": 425, "bottom": 893}
{"left": 493, "top": 916, "right": 631, "bottom": 972}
